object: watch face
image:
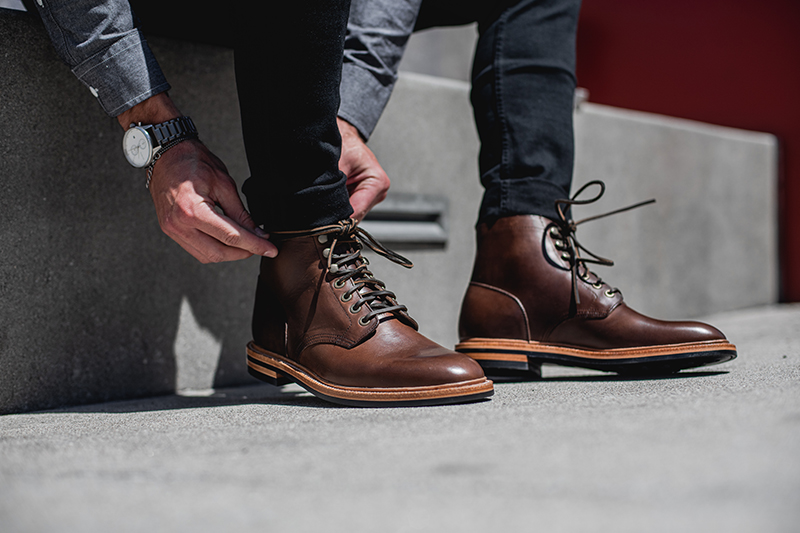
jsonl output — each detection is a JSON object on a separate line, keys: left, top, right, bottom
{"left": 123, "top": 127, "right": 153, "bottom": 168}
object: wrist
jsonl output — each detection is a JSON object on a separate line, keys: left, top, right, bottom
{"left": 337, "top": 116, "right": 365, "bottom": 142}
{"left": 117, "top": 92, "right": 182, "bottom": 130}
{"left": 122, "top": 114, "right": 198, "bottom": 173}
{"left": 145, "top": 136, "right": 200, "bottom": 189}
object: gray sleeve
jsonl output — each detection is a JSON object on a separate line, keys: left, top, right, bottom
{"left": 338, "top": 0, "right": 422, "bottom": 140}
{"left": 34, "top": 0, "right": 170, "bottom": 117}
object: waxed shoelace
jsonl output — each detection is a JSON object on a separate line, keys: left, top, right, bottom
{"left": 270, "top": 219, "right": 411, "bottom": 324}
{"left": 551, "top": 180, "right": 655, "bottom": 305}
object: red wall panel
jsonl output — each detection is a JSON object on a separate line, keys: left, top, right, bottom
{"left": 576, "top": 0, "right": 800, "bottom": 300}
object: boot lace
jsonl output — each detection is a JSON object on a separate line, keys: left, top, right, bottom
{"left": 271, "top": 219, "right": 413, "bottom": 325}
{"left": 550, "top": 180, "right": 655, "bottom": 305}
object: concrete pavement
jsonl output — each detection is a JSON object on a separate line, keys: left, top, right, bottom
{"left": 1, "top": 303, "right": 799, "bottom": 533}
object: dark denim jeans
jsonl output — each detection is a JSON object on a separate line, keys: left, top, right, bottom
{"left": 132, "top": 0, "right": 579, "bottom": 229}
{"left": 236, "top": 1, "right": 355, "bottom": 231}
{"left": 416, "top": 0, "right": 581, "bottom": 223}
{"left": 129, "top": 0, "right": 355, "bottom": 231}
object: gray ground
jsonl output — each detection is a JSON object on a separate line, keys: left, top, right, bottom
{"left": 1, "top": 304, "right": 798, "bottom": 533}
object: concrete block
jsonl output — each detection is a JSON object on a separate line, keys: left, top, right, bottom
{"left": 0, "top": 10, "right": 258, "bottom": 414}
{"left": 364, "top": 72, "right": 778, "bottom": 349}
{"left": 399, "top": 23, "right": 477, "bottom": 82}
{"left": 572, "top": 104, "right": 779, "bottom": 319}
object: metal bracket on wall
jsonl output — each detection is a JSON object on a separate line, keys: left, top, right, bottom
{"left": 360, "top": 193, "right": 448, "bottom": 249}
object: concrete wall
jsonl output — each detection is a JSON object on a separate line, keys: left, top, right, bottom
{"left": 1, "top": 10, "right": 258, "bottom": 414}
{"left": 399, "top": 24, "right": 477, "bottom": 82}
{"left": 365, "top": 72, "right": 778, "bottom": 349}
{"left": 571, "top": 105, "right": 778, "bottom": 320}
{"left": 0, "top": 9, "right": 777, "bottom": 414}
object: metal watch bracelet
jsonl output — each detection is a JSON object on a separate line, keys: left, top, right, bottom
{"left": 145, "top": 134, "right": 198, "bottom": 189}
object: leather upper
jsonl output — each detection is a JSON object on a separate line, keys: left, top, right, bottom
{"left": 459, "top": 215, "right": 727, "bottom": 349}
{"left": 253, "top": 230, "right": 486, "bottom": 388}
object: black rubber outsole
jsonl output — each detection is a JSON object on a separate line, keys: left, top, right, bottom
{"left": 473, "top": 348, "right": 737, "bottom": 379}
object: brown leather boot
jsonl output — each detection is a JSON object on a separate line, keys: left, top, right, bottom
{"left": 246, "top": 219, "right": 493, "bottom": 406}
{"left": 456, "top": 188, "right": 737, "bottom": 378}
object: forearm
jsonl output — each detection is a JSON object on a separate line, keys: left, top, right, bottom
{"left": 117, "top": 92, "right": 181, "bottom": 130}
{"left": 338, "top": 0, "right": 422, "bottom": 140}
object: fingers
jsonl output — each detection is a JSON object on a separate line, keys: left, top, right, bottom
{"left": 211, "top": 171, "right": 260, "bottom": 232}
{"left": 169, "top": 227, "right": 254, "bottom": 264}
{"left": 149, "top": 140, "right": 278, "bottom": 263}
{"left": 209, "top": 176, "right": 279, "bottom": 257}
{"left": 349, "top": 179, "right": 389, "bottom": 222}
{"left": 338, "top": 120, "right": 391, "bottom": 222}
{"left": 160, "top": 189, "right": 277, "bottom": 263}
{"left": 190, "top": 199, "right": 278, "bottom": 259}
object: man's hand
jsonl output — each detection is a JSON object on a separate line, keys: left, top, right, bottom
{"left": 337, "top": 117, "right": 390, "bottom": 222}
{"left": 118, "top": 93, "right": 276, "bottom": 263}
{"left": 147, "top": 140, "right": 278, "bottom": 263}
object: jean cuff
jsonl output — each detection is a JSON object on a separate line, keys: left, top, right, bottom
{"left": 479, "top": 176, "right": 571, "bottom": 225}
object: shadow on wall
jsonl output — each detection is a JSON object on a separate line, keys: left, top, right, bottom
{"left": 0, "top": 9, "right": 258, "bottom": 414}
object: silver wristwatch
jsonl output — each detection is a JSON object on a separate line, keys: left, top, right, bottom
{"left": 122, "top": 116, "right": 198, "bottom": 169}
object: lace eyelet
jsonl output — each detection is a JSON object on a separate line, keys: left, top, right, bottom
{"left": 549, "top": 226, "right": 561, "bottom": 237}
{"left": 349, "top": 303, "right": 361, "bottom": 314}
{"left": 604, "top": 289, "right": 616, "bottom": 298}
{"left": 554, "top": 239, "right": 565, "bottom": 249}
{"left": 592, "top": 282, "right": 604, "bottom": 289}
{"left": 341, "top": 292, "right": 352, "bottom": 302}
{"left": 333, "top": 278, "right": 346, "bottom": 289}
{"left": 358, "top": 316, "right": 371, "bottom": 327}
{"left": 561, "top": 252, "right": 571, "bottom": 261}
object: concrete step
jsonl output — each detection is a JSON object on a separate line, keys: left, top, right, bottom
{"left": 0, "top": 9, "right": 778, "bottom": 414}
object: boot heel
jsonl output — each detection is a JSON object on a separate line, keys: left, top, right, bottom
{"left": 247, "top": 356, "right": 292, "bottom": 386}
{"left": 456, "top": 339, "right": 543, "bottom": 380}
{"left": 478, "top": 359, "right": 542, "bottom": 380}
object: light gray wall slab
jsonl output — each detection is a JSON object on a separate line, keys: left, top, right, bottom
{"left": 365, "top": 73, "right": 778, "bottom": 349}
{"left": 572, "top": 104, "right": 779, "bottom": 320}
{"left": 399, "top": 24, "right": 478, "bottom": 82}
{"left": 0, "top": 11, "right": 257, "bottom": 413}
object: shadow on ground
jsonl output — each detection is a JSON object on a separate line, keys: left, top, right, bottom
{"left": 28, "top": 369, "right": 728, "bottom": 413}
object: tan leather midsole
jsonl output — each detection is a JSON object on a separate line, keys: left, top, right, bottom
{"left": 456, "top": 338, "right": 737, "bottom": 361}
{"left": 247, "top": 342, "right": 493, "bottom": 402}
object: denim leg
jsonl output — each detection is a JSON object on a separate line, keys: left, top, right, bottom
{"left": 471, "top": 0, "right": 581, "bottom": 224}
{"left": 236, "top": 0, "right": 354, "bottom": 231}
